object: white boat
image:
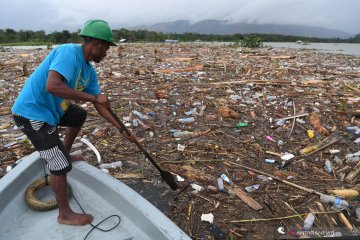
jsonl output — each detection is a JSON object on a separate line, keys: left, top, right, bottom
{"left": 0, "top": 152, "right": 191, "bottom": 240}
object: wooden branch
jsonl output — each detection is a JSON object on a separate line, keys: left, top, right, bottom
{"left": 274, "top": 113, "right": 309, "bottom": 121}
{"left": 344, "top": 161, "right": 360, "bottom": 183}
{"left": 303, "top": 138, "right": 339, "bottom": 157}
{"left": 154, "top": 65, "right": 203, "bottom": 73}
{"left": 225, "top": 161, "right": 322, "bottom": 196}
{"left": 288, "top": 101, "right": 296, "bottom": 138}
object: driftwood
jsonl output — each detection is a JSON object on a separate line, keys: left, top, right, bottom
{"left": 274, "top": 113, "right": 309, "bottom": 122}
{"left": 344, "top": 161, "right": 360, "bottom": 183}
{"left": 154, "top": 65, "right": 203, "bottom": 73}
{"left": 228, "top": 186, "right": 263, "bottom": 211}
{"left": 210, "top": 80, "right": 312, "bottom": 87}
{"left": 339, "top": 212, "right": 353, "bottom": 231}
{"left": 315, "top": 201, "right": 338, "bottom": 227}
{"left": 326, "top": 189, "right": 359, "bottom": 198}
{"left": 114, "top": 173, "right": 145, "bottom": 179}
{"left": 225, "top": 161, "right": 322, "bottom": 196}
{"left": 163, "top": 57, "right": 194, "bottom": 62}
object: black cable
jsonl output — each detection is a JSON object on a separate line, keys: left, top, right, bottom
{"left": 40, "top": 163, "right": 121, "bottom": 240}
{"left": 71, "top": 188, "right": 121, "bottom": 240}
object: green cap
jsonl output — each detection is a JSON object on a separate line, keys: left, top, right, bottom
{"left": 80, "top": 19, "right": 116, "bottom": 46}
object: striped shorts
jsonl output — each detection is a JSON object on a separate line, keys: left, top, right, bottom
{"left": 12, "top": 105, "right": 87, "bottom": 175}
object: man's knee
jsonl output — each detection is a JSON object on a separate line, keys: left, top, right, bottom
{"left": 59, "top": 104, "right": 87, "bottom": 127}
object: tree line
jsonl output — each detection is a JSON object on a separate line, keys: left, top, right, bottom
{"left": 0, "top": 28, "right": 360, "bottom": 45}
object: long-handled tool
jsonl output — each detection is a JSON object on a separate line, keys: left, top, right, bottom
{"left": 107, "top": 107, "right": 178, "bottom": 190}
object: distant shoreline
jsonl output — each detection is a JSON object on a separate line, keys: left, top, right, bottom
{"left": 2, "top": 42, "right": 360, "bottom": 56}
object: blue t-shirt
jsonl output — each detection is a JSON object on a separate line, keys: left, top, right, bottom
{"left": 12, "top": 44, "right": 100, "bottom": 126}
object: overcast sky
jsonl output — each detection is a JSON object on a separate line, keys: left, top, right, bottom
{"left": 1, "top": 0, "right": 359, "bottom": 34}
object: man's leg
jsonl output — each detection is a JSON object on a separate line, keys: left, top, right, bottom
{"left": 13, "top": 114, "right": 93, "bottom": 226}
{"left": 63, "top": 125, "right": 84, "bottom": 161}
{"left": 51, "top": 174, "right": 93, "bottom": 225}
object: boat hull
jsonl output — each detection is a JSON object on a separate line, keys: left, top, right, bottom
{"left": 0, "top": 152, "right": 190, "bottom": 240}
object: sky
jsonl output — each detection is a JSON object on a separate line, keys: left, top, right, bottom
{"left": 1, "top": 0, "right": 359, "bottom": 34}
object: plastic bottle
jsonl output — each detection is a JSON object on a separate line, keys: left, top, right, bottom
{"left": 346, "top": 151, "right": 360, "bottom": 162}
{"left": 220, "top": 174, "right": 231, "bottom": 184}
{"left": 333, "top": 156, "right": 342, "bottom": 165}
{"left": 266, "top": 96, "right": 277, "bottom": 101}
{"left": 15, "top": 135, "right": 27, "bottom": 141}
{"left": 70, "top": 149, "right": 83, "bottom": 156}
{"left": 324, "top": 160, "right": 333, "bottom": 174}
{"left": 4, "top": 141, "right": 17, "bottom": 148}
{"left": 185, "top": 108, "right": 197, "bottom": 116}
{"left": 178, "top": 117, "right": 195, "bottom": 123}
{"left": 217, "top": 178, "right": 224, "bottom": 192}
{"left": 356, "top": 208, "right": 360, "bottom": 221}
{"left": 132, "top": 110, "right": 149, "bottom": 120}
{"left": 276, "top": 119, "right": 287, "bottom": 126}
{"left": 320, "top": 194, "right": 350, "bottom": 208}
{"left": 173, "top": 131, "right": 192, "bottom": 138}
{"left": 346, "top": 126, "right": 360, "bottom": 135}
{"left": 303, "top": 213, "right": 315, "bottom": 230}
{"left": 245, "top": 184, "right": 260, "bottom": 192}
{"left": 132, "top": 119, "right": 139, "bottom": 127}
{"left": 99, "top": 161, "right": 123, "bottom": 169}
{"left": 307, "top": 130, "right": 315, "bottom": 139}
{"left": 265, "top": 159, "right": 276, "bottom": 164}
{"left": 236, "top": 122, "right": 249, "bottom": 128}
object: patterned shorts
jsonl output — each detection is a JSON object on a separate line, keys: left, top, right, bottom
{"left": 13, "top": 104, "right": 87, "bottom": 175}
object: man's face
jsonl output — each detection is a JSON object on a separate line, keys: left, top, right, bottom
{"left": 92, "top": 40, "right": 110, "bottom": 63}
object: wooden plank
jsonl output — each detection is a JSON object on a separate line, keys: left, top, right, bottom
{"left": 114, "top": 173, "right": 145, "bottom": 179}
{"left": 231, "top": 186, "right": 263, "bottom": 211}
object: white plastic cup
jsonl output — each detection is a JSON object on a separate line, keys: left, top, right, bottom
{"left": 217, "top": 178, "right": 224, "bottom": 192}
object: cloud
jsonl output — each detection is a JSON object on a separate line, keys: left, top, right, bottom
{"left": 0, "top": 0, "right": 359, "bottom": 34}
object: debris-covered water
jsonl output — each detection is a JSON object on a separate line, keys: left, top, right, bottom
{"left": 1, "top": 43, "right": 360, "bottom": 239}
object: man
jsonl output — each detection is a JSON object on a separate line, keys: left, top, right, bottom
{"left": 11, "top": 19, "right": 134, "bottom": 226}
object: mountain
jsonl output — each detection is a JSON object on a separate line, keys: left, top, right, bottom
{"left": 132, "top": 20, "right": 353, "bottom": 39}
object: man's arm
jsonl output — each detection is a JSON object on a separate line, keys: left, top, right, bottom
{"left": 46, "top": 70, "right": 97, "bottom": 103}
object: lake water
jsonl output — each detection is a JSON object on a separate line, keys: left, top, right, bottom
{"left": 4, "top": 42, "right": 360, "bottom": 56}
{"left": 265, "top": 42, "right": 360, "bottom": 56}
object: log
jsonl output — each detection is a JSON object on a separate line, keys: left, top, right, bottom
{"left": 326, "top": 189, "right": 359, "bottom": 198}
{"left": 114, "top": 173, "right": 145, "bottom": 179}
{"left": 154, "top": 65, "right": 203, "bottom": 73}
{"left": 163, "top": 57, "right": 194, "bottom": 62}
{"left": 269, "top": 55, "right": 296, "bottom": 60}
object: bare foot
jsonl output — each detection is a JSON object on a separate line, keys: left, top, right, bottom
{"left": 70, "top": 155, "right": 84, "bottom": 162}
{"left": 58, "top": 212, "right": 93, "bottom": 226}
